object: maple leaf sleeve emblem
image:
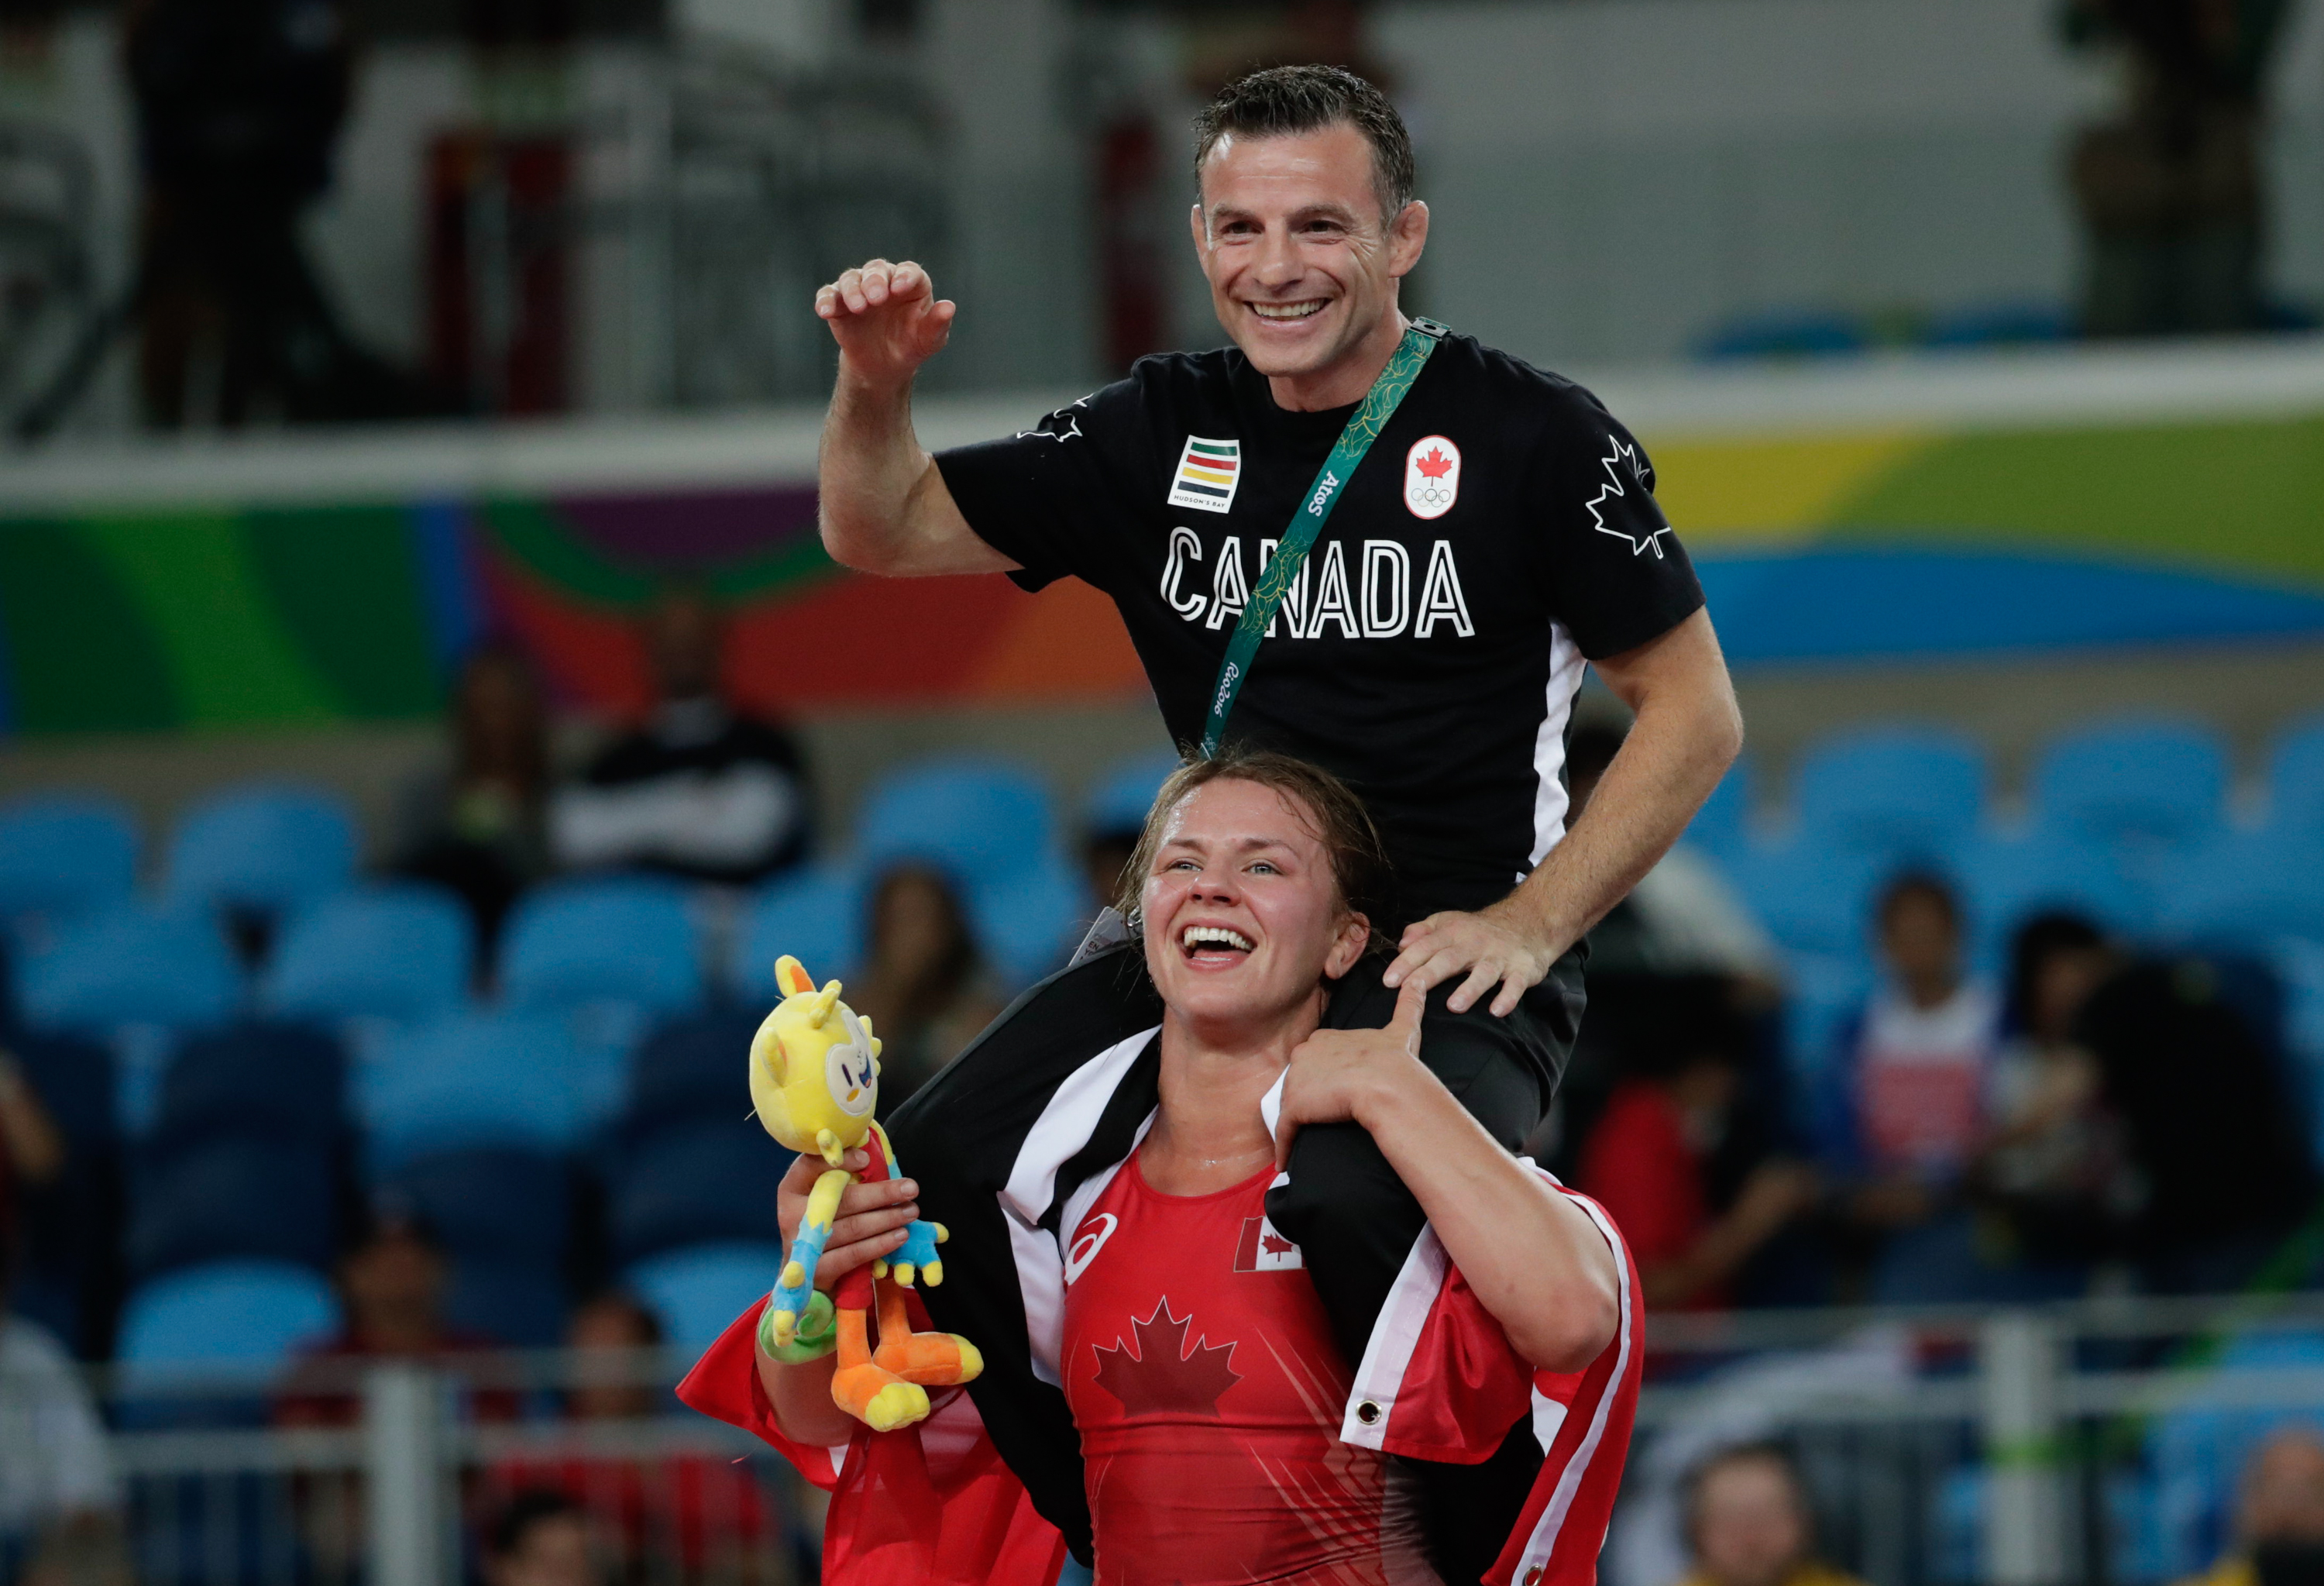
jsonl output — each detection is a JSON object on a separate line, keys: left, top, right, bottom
{"left": 1090, "top": 1299, "right": 1243, "bottom": 1418}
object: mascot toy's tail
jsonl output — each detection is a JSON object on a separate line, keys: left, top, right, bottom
{"left": 748, "top": 954, "right": 982, "bottom": 1432}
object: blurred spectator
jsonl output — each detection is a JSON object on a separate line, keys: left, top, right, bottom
{"left": 0, "top": 1238, "right": 119, "bottom": 1583}
{"left": 1569, "top": 722, "right": 1780, "bottom": 983}
{"left": 551, "top": 587, "right": 813, "bottom": 885}
{"left": 484, "top": 1491, "right": 605, "bottom": 1586}
{"left": 2079, "top": 954, "right": 2317, "bottom": 1294}
{"left": 1973, "top": 913, "right": 2137, "bottom": 1271}
{"left": 2178, "top": 1426, "right": 2324, "bottom": 1586}
{"left": 2063, "top": 0, "right": 2292, "bottom": 337}
{"left": 1082, "top": 815, "right": 1143, "bottom": 921}
{"left": 1676, "top": 1443, "right": 1864, "bottom": 1586}
{"left": 851, "top": 864, "right": 1005, "bottom": 1111}
{"left": 1577, "top": 981, "right": 1818, "bottom": 1310}
{"left": 486, "top": 1293, "right": 779, "bottom": 1586}
{"left": 277, "top": 1209, "right": 517, "bottom": 1426}
{"left": 18, "top": 1515, "right": 133, "bottom": 1586}
{"left": 123, "top": 0, "right": 424, "bottom": 426}
{"left": 1816, "top": 873, "right": 2005, "bottom": 1302}
{"left": 0, "top": 1049, "right": 65, "bottom": 1274}
{"left": 398, "top": 643, "right": 552, "bottom": 958}
{"left": 2, "top": 1037, "right": 116, "bottom": 1361}
{"left": 564, "top": 1291, "right": 660, "bottom": 1421}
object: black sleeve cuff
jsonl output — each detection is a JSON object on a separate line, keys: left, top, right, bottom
{"left": 1573, "top": 579, "right": 1707, "bottom": 661}
{"left": 934, "top": 444, "right": 1066, "bottom": 592}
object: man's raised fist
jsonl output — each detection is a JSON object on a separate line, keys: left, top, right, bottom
{"left": 815, "top": 258, "right": 956, "bottom": 387}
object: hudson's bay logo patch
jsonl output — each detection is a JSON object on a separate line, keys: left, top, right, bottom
{"left": 1169, "top": 436, "right": 1240, "bottom": 514}
{"left": 1404, "top": 435, "right": 1460, "bottom": 520}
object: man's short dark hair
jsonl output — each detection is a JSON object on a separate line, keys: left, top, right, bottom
{"left": 1192, "top": 64, "right": 1415, "bottom": 226}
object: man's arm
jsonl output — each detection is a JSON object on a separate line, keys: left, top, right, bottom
{"left": 1385, "top": 607, "right": 1744, "bottom": 1014}
{"left": 814, "top": 258, "right": 1019, "bottom": 578}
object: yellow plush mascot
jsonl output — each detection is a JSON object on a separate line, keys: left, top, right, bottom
{"left": 749, "top": 955, "right": 981, "bottom": 1430}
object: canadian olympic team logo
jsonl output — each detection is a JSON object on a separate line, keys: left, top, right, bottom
{"left": 1404, "top": 435, "right": 1460, "bottom": 520}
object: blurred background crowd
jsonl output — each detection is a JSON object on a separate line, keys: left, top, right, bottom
{"left": 5, "top": 0, "right": 2324, "bottom": 1584}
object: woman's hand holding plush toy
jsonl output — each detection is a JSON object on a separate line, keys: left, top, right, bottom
{"left": 776, "top": 1148, "right": 923, "bottom": 1288}
{"left": 761, "top": 1151, "right": 930, "bottom": 1448}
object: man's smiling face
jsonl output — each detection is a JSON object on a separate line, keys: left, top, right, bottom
{"left": 1191, "top": 122, "right": 1428, "bottom": 401}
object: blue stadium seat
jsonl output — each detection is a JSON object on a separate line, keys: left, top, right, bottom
{"left": 731, "top": 862, "right": 866, "bottom": 1002}
{"left": 625, "top": 1240, "right": 782, "bottom": 1357}
{"left": 968, "top": 855, "right": 1087, "bottom": 989}
{"left": 263, "top": 883, "right": 474, "bottom": 1026}
{"left": 1920, "top": 301, "right": 2071, "bottom": 347}
{"left": 359, "top": 1010, "right": 591, "bottom": 1177}
{"left": 500, "top": 876, "right": 703, "bottom": 1019}
{"left": 1957, "top": 834, "right": 2150, "bottom": 967}
{"left": 1779, "top": 949, "right": 1875, "bottom": 1083}
{"left": 2031, "top": 717, "right": 2228, "bottom": 849}
{"left": 2267, "top": 713, "right": 2324, "bottom": 838}
{"left": 128, "top": 1136, "right": 338, "bottom": 1281}
{"left": 15, "top": 905, "right": 240, "bottom": 1035}
{"left": 383, "top": 1146, "right": 573, "bottom": 1348}
{"left": 117, "top": 1260, "right": 342, "bottom": 1379}
{"left": 1083, "top": 752, "right": 1184, "bottom": 839}
{"left": 1789, "top": 726, "right": 1986, "bottom": 863}
{"left": 147, "top": 1021, "right": 345, "bottom": 1155}
{"left": 382, "top": 1146, "right": 570, "bottom": 1269}
{"left": 445, "top": 1263, "right": 569, "bottom": 1350}
{"left": 0, "top": 793, "right": 138, "bottom": 924}
{"left": 1693, "top": 308, "right": 1869, "bottom": 361}
{"left": 163, "top": 783, "right": 358, "bottom": 916}
{"left": 611, "top": 1117, "right": 791, "bottom": 1265}
{"left": 623, "top": 1008, "right": 762, "bottom": 1143}
{"left": 1711, "top": 840, "right": 1889, "bottom": 962}
{"left": 2156, "top": 834, "right": 2324, "bottom": 951}
{"left": 855, "top": 757, "right": 1057, "bottom": 879}
{"left": 1683, "top": 755, "right": 1753, "bottom": 861}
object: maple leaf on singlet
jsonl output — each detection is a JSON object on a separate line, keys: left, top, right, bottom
{"left": 1090, "top": 1298, "right": 1242, "bottom": 1418}
{"left": 1260, "top": 1231, "right": 1295, "bottom": 1257}
{"left": 1416, "top": 446, "right": 1452, "bottom": 479}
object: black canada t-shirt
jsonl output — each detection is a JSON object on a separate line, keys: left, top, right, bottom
{"left": 935, "top": 332, "right": 1705, "bottom": 919}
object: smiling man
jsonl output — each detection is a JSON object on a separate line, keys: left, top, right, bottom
{"left": 808, "top": 63, "right": 1738, "bottom": 1579}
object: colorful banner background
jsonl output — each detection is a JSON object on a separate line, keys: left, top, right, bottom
{"left": 4, "top": 404, "right": 2322, "bottom": 738}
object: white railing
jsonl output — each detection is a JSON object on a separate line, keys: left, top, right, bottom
{"left": 77, "top": 1295, "right": 2324, "bottom": 1586}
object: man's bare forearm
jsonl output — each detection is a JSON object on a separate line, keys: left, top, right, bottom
{"left": 819, "top": 366, "right": 935, "bottom": 569}
{"left": 1503, "top": 611, "right": 1743, "bottom": 958}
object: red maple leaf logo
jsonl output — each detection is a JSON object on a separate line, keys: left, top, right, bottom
{"left": 1415, "top": 446, "right": 1452, "bottom": 480}
{"left": 1260, "top": 1230, "right": 1295, "bottom": 1257}
{"left": 1090, "top": 1299, "right": 1242, "bottom": 1417}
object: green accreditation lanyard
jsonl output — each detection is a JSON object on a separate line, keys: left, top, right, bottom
{"left": 1198, "top": 318, "right": 1447, "bottom": 758}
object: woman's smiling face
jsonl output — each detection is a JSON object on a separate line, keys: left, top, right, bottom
{"left": 1141, "top": 777, "right": 1370, "bottom": 1034}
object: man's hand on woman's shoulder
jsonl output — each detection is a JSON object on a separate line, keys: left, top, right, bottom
{"left": 1383, "top": 898, "right": 1559, "bottom": 1018}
